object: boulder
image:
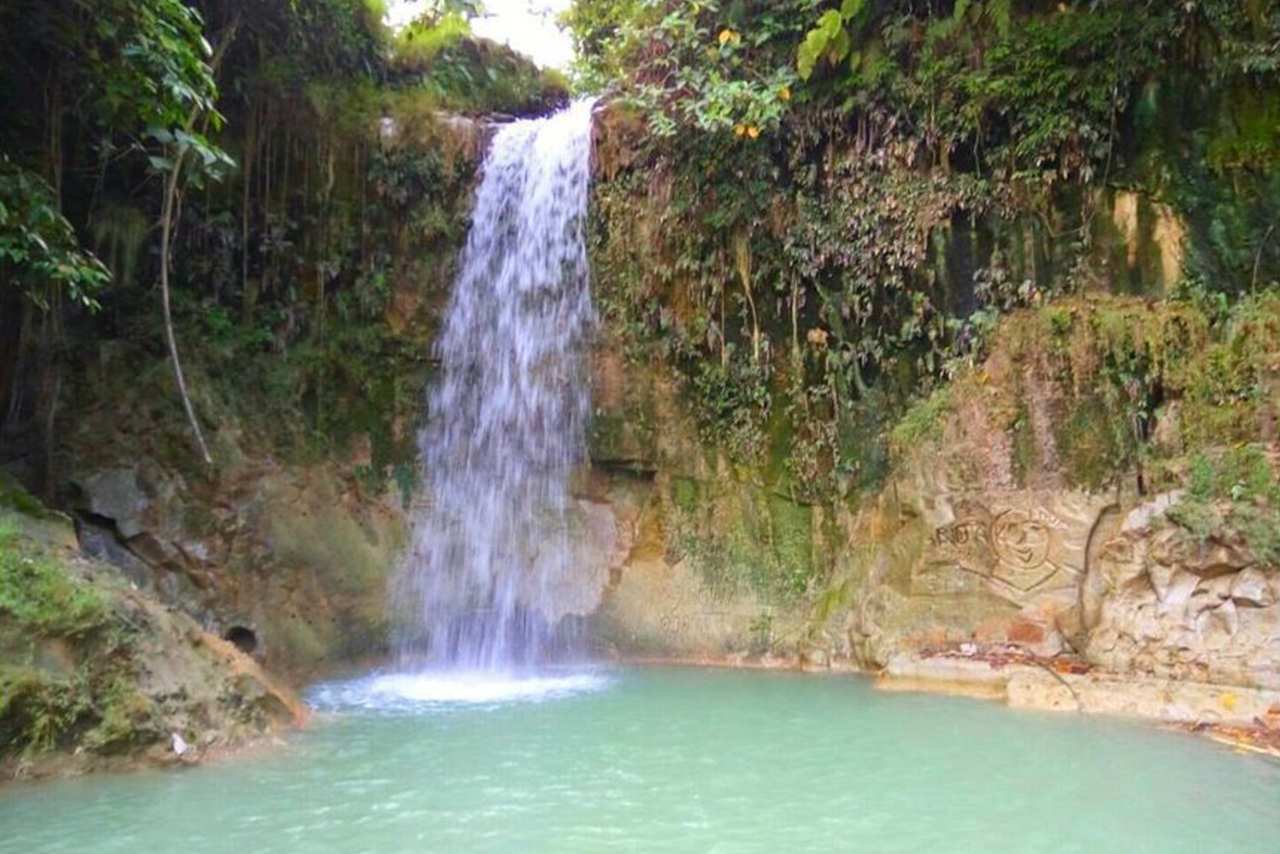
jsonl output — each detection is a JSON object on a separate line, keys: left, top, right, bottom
{"left": 1231, "top": 568, "right": 1276, "bottom": 608}
{"left": 75, "top": 468, "right": 150, "bottom": 538}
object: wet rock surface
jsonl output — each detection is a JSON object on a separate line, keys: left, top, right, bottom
{"left": 62, "top": 457, "right": 406, "bottom": 680}
{"left": 0, "top": 507, "right": 303, "bottom": 783}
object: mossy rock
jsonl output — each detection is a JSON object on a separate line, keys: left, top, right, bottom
{"left": 670, "top": 476, "right": 702, "bottom": 515}
{"left": 0, "top": 668, "right": 91, "bottom": 754}
{"left": 766, "top": 493, "right": 814, "bottom": 599}
{"left": 1055, "top": 394, "right": 1127, "bottom": 491}
{"left": 0, "top": 473, "right": 47, "bottom": 518}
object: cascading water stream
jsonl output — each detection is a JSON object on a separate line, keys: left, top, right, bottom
{"left": 392, "top": 99, "right": 597, "bottom": 672}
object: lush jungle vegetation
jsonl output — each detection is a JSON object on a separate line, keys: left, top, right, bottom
{"left": 1, "top": 0, "right": 1278, "bottom": 513}
{"left": 0, "top": 0, "right": 567, "bottom": 501}
{"left": 1, "top": 0, "right": 1279, "bottom": 775}
{"left": 568, "top": 0, "right": 1279, "bottom": 502}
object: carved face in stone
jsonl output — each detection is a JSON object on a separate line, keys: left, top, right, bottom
{"left": 992, "top": 510, "right": 1050, "bottom": 566}
{"left": 919, "top": 506, "right": 1070, "bottom": 598}
{"left": 989, "top": 510, "right": 1056, "bottom": 591}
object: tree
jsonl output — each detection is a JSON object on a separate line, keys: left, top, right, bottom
{"left": 0, "top": 0, "right": 236, "bottom": 468}
{"left": 0, "top": 156, "right": 109, "bottom": 313}
{"left": 94, "top": 0, "right": 238, "bottom": 466}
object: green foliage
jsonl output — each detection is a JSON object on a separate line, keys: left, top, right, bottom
{"left": 1168, "top": 445, "right": 1280, "bottom": 567}
{"left": 271, "top": 0, "right": 390, "bottom": 80}
{"left": 666, "top": 481, "right": 818, "bottom": 605}
{"left": 396, "top": 35, "right": 569, "bottom": 115}
{"left": 560, "top": 0, "right": 643, "bottom": 87}
{"left": 953, "top": 292, "right": 1280, "bottom": 497}
{"left": 571, "top": 0, "right": 800, "bottom": 137}
{"left": 1173, "top": 290, "right": 1280, "bottom": 446}
{"left": 395, "top": 10, "right": 473, "bottom": 62}
{"left": 0, "top": 159, "right": 109, "bottom": 311}
{"left": 788, "top": 1, "right": 1280, "bottom": 181}
{"left": 1023, "top": 297, "right": 1210, "bottom": 488}
{"left": 0, "top": 522, "right": 108, "bottom": 637}
{"left": 0, "top": 475, "right": 51, "bottom": 518}
{"left": 1186, "top": 446, "right": 1279, "bottom": 506}
{"left": 0, "top": 669, "right": 91, "bottom": 755}
{"left": 385, "top": 6, "right": 568, "bottom": 114}
{"left": 580, "top": 1, "right": 1273, "bottom": 190}
{"left": 890, "top": 386, "right": 952, "bottom": 454}
{"left": 0, "top": 523, "right": 153, "bottom": 757}
{"left": 82, "top": 678, "right": 159, "bottom": 755}
{"left": 691, "top": 354, "right": 771, "bottom": 460}
{"left": 92, "top": 0, "right": 223, "bottom": 136}
{"left": 590, "top": 109, "right": 1000, "bottom": 498}
{"left": 796, "top": 0, "right": 863, "bottom": 81}
{"left": 580, "top": 0, "right": 1280, "bottom": 513}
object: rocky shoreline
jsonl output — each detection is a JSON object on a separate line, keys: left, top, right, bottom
{"left": 0, "top": 495, "right": 307, "bottom": 786}
{"left": 8, "top": 648, "right": 1276, "bottom": 789}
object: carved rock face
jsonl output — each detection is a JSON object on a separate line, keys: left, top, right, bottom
{"left": 883, "top": 485, "right": 1111, "bottom": 658}
{"left": 989, "top": 510, "right": 1056, "bottom": 591}
{"left": 915, "top": 494, "right": 1098, "bottom": 599}
{"left": 862, "top": 477, "right": 1280, "bottom": 686}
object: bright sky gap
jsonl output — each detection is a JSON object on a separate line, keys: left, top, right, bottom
{"left": 389, "top": 0, "right": 575, "bottom": 69}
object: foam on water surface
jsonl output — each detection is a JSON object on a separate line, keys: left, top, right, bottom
{"left": 307, "top": 669, "right": 613, "bottom": 712}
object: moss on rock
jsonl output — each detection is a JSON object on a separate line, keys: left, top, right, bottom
{"left": 0, "top": 509, "right": 300, "bottom": 776}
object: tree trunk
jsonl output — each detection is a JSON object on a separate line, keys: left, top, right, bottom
{"left": 241, "top": 101, "right": 256, "bottom": 323}
{"left": 159, "top": 149, "right": 214, "bottom": 466}
{"left": 156, "top": 16, "right": 240, "bottom": 467}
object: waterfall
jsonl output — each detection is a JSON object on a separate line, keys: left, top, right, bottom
{"left": 393, "top": 99, "right": 597, "bottom": 671}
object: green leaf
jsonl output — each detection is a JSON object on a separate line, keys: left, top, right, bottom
{"left": 829, "top": 28, "right": 851, "bottom": 65}
{"left": 797, "top": 32, "right": 825, "bottom": 80}
{"left": 797, "top": 10, "right": 846, "bottom": 80}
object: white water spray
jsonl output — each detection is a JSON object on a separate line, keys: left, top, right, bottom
{"left": 392, "top": 99, "right": 597, "bottom": 671}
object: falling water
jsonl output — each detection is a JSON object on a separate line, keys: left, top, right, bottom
{"left": 393, "top": 99, "right": 597, "bottom": 671}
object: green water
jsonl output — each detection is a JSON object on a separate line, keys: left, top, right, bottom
{"left": 2, "top": 667, "right": 1277, "bottom": 853}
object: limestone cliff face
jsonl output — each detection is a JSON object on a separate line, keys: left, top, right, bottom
{"left": 843, "top": 445, "right": 1280, "bottom": 695}
{"left": 1086, "top": 511, "right": 1280, "bottom": 690}
{"left": 583, "top": 334, "right": 836, "bottom": 663}
{"left": 582, "top": 297, "right": 1280, "bottom": 724}
{"left": 65, "top": 453, "right": 407, "bottom": 680}
{"left": 582, "top": 85, "right": 1280, "bottom": 730}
